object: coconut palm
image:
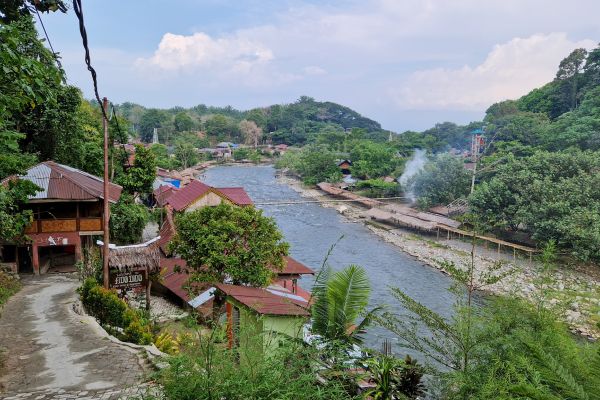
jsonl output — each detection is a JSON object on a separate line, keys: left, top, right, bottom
{"left": 311, "top": 264, "right": 380, "bottom": 346}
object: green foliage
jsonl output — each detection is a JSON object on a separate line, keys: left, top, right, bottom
{"left": 156, "top": 332, "right": 353, "bottom": 400}
{"left": 78, "top": 278, "right": 152, "bottom": 345}
{"left": 109, "top": 194, "right": 149, "bottom": 245}
{"left": 170, "top": 203, "right": 289, "bottom": 287}
{"left": 470, "top": 149, "right": 600, "bottom": 261}
{"left": 233, "top": 147, "right": 250, "bottom": 160}
{"left": 174, "top": 111, "right": 194, "bottom": 132}
{"left": 275, "top": 145, "right": 342, "bottom": 185}
{"left": 0, "top": 180, "right": 38, "bottom": 242}
{"left": 355, "top": 178, "right": 399, "bottom": 198}
{"left": 311, "top": 265, "right": 380, "bottom": 347}
{"left": 409, "top": 154, "right": 470, "bottom": 209}
{"left": 117, "top": 145, "right": 157, "bottom": 196}
{"left": 349, "top": 141, "right": 398, "bottom": 179}
{"left": 173, "top": 142, "right": 199, "bottom": 169}
{"left": 444, "top": 297, "right": 600, "bottom": 400}
{"left": 0, "top": 271, "right": 20, "bottom": 309}
{"left": 149, "top": 143, "right": 174, "bottom": 169}
{"left": 365, "top": 354, "right": 425, "bottom": 400}
{"left": 139, "top": 109, "right": 166, "bottom": 143}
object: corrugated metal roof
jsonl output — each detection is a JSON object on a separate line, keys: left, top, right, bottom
{"left": 216, "top": 283, "right": 309, "bottom": 316}
{"left": 279, "top": 257, "right": 314, "bottom": 276}
{"left": 216, "top": 187, "right": 253, "bottom": 206}
{"left": 166, "top": 180, "right": 212, "bottom": 211}
{"left": 17, "top": 161, "right": 122, "bottom": 203}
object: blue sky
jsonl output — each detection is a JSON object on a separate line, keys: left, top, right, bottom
{"left": 41, "top": 0, "right": 600, "bottom": 132}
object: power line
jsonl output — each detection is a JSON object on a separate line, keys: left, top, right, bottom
{"left": 72, "top": 0, "right": 108, "bottom": 122}
{"left": 34, "top": 7, "right": 63, "bottom": 71}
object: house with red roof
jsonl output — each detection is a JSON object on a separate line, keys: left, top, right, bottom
{"left": 216, "top": 283, "right": 309, "bottom": 354}
{"left": 0, "top": 161, "right": 122, "bottom": 275}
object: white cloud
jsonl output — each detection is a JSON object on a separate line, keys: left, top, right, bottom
{"left": 136, "top": 32, "right": 274, "bottom": 76}
{"left": 392, "top": 33, "right": 596, "bottom": 110}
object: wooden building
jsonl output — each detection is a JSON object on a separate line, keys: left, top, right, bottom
{"left": 0, "top": 162, "right": 121, "bottom": 274}
{"left": 216, "top": 283, "right": 309, "bottom": 356}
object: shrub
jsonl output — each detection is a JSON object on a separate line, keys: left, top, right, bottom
{"left": 156, "top": 334, "right": 352, "bottom": 400}
{"left": 79, "top": 278, "right": 153, "bottom": 345}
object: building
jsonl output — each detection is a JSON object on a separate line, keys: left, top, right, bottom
{"left": 337, "top": 159, "right": 353, "bottom": 175}
{"left": 163, "top": 179, "right": 253, "bottom": 212}
{"left": 216, "top": 283, "right": 310, "bottom": 355}
{"left": 0, "top": 162, "right": 122, "bottom": 274}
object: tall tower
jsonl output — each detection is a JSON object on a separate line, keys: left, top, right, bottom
{"left": 152, "top": 127, "right": 159, "bottom": 144}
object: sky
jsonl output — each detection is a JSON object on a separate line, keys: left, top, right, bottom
{"left": 40, "top": 0, "right": 600, "bottom": 132}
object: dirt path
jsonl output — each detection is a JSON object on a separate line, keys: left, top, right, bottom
{"left": 0, "top": 275, "right": 150, "bottom": 399}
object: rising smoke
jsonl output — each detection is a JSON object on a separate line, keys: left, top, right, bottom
{"left": 398, "top": 149, "right": 427, "bottom": 202}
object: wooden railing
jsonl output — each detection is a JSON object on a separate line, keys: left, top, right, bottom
{"left": 25, "top": 217, "right": 102, "bottom": 234}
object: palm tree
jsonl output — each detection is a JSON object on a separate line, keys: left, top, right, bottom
{"left": 311, "top": 264, "right": 380, "bottom": 346}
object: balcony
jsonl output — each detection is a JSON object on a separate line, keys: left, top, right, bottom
{"left": 25, "top": 217, "right": 103, "bottom": 234}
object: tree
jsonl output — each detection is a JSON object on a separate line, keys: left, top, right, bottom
{"left": 1, "top": 0, "right": 66, "bottom": 24}
{"left": 149, "top": 143, "right": 173, "bottom": 169}
{"left": 174, "top": 111, "right": 194, "bottom": 132}
{"left": 0, "top": 180, "right": 39, "bottom": 242}
{"left": 169, "top": 203, "right": 289, "bottom": 287}
{"left": 555, "top": 48, "right": 588, "bottom": 111}
{"left": 109, "top": 194, "right": 149, "bottom": 245}
{"left": 470, "top": 149, "right": 600, "bottom": 262}
{"left": 349, "top": 141, "right": 397, "bottom": 179}
{"left": 311, "top": 264, "right": 380, "bottom": 347}
{"left": 117, "top": 145, "right": 156, "bottom": 197}
{"left": 239, "top": 119, "right": 262, "bottom": 148}
{"left": 408, "top": 154, "right": 470, "bottom": 208}
{"left": 174, "top": 142, "right": 199, "bottom": 169}
{"left": 294, "top": 145, "right": 342, "bottom": 185}
{"left": 139, "top": 109, "right": 165, "bottom": 142}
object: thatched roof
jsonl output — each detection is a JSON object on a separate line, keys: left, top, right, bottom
{"left": 97, "top": 237, "right": 161, "bottom": 272}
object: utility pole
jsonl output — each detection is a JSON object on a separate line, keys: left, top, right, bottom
{"left": 102, "top": 97, "right": 110, "bottom": 289}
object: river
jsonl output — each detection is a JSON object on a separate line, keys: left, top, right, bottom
{"left": 202, "top": 165, "right": 457, "bottom": 355}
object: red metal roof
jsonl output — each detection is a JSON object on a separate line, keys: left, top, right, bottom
{"left": 216, "top": 187, "right": 253, "bottom": 206}
{"left": 160, "top": 256, "right": 190, "bottom": 302}
{"left": 216, "top": 283, "right": 309, "bottom": 316}
{"left": 16, "top": 161, "right": 122, "bottom": 203}
{"left": 153, "top": 185, "right": 179, "bottom": 207}
{"left": 157, "top": 207, "right": 176, "bottom": 254}
{"left": 165, "top": 179, "right": 212, "bottom": 211}
{"left": 279, "top": 256, "right": 315, "bottom": 276}
{"left": 165, "top": 179, "right": 253, "bottom": 211}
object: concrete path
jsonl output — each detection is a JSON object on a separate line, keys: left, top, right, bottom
{"left": 0, "top": 275, "right": 150, "bottom": 399}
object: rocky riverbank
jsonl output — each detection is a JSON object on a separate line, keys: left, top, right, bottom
{"left": 278, "top": 175, "right": 600, "bottom": 340}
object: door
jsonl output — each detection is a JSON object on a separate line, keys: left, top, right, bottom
{"left": 17, "top": 246, "right": 33, "bottom": 274}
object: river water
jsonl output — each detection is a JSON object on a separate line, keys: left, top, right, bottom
{"left": 203, "top": 165, "right": 457, "bottom": 355}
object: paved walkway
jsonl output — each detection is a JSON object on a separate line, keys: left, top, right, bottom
{"left": 0, "top": 275, "right": 152, "bottom": 399}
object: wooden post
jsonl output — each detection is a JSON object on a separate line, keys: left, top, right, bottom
{"left": 513, "top": 247, "right": 516, "bottom": 260}
{"left": 437, "top": 227, "right": 440, "bottom": 239}
{"left": 146, "top": 264, "right": 151, "bottom": 311}
{"left": 497, "top": 243, "right": 501, "bottom": 254}
{"left": 102, "top": 97, "right": 110, "bottom": 289}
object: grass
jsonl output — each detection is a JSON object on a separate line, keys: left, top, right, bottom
{"left": 0, "top": 271, "right": 20, "bottom": 310}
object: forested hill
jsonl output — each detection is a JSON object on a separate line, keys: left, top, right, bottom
{"left": 117, "top": 96, "right": 386, "bottom": 146}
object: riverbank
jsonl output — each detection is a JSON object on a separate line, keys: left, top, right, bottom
{"left": 278, "top": 174, "right": 600, "bottom": 340}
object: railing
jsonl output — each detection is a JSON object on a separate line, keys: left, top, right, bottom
{"left": 25, "top": 217, "right": 102, "bottom": 234}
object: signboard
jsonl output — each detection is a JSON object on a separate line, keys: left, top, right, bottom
{"left": 109, "top": 270, "right": 147, "bottom": 290}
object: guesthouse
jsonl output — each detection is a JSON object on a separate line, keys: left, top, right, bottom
{"left": 0, "top": 162, "right": 122, "bottom": 275}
